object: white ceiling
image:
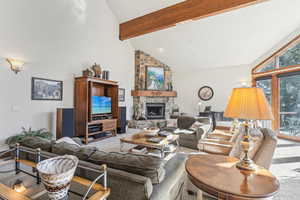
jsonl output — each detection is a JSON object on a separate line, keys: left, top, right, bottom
{"left": 107, "top": 0, "right": 300, "bottom": 70}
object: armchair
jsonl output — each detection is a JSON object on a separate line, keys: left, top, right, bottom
{"left": 198, "top": 128, "right": 278, "bottom": 169}
{"left": 162, "top": 116, "right": 213, "bottom": 150}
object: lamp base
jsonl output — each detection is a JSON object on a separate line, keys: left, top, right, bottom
{"left": 236, "top": 158, "right": 257, "bottom": 171}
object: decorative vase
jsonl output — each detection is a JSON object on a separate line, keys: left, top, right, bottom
{"left": 36, "top": 155, "right": 79, "bottom": 200}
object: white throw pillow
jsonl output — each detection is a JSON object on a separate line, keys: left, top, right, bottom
{"left": 55, "top": 137, "right": 81, "bottom": 147}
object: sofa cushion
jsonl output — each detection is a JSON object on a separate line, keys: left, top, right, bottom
{"left": 52, "top": 142, "right": 97, "bottom": 161}
{"left": 88, "top": 151, "right": 165, "bottom": 184}
{"left": 19, "top": 136, "right": 52, "bottom": 152}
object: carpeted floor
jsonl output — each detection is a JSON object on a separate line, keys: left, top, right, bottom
{"left": 89, "top": 128, "right": 300, "bottom": 200}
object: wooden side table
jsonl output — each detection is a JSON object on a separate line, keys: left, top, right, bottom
{"left": 185, "top": 154, "right": 279, "bottom": 200}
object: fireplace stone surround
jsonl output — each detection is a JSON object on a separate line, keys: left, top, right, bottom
{"left": 131, "top": 50, "right": 176, "bottom": 124}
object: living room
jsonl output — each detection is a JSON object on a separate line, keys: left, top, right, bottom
{"left": 0, "top": 0, "right": 300, "bottom": 199}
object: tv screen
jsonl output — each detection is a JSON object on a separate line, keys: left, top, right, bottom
{"left": 92, "top": 96, "right": 112, "bottom": 115}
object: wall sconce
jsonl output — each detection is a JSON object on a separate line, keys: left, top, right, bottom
{"left": 6, "top": 58, "right": 25, "bottom": 74}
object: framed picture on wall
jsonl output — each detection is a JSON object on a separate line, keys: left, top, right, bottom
{"left": 119, "top": 88, "right": 125, "bottom": 102}
{"left": 145, "top": 66, "right": 165, "bottom": 90}
{"left": 31, "top": 77, "right": 63, "bottom": 101}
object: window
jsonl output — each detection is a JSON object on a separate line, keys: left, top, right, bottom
{"left": 252, "top": 35, "right": 300, "bottom": 141}
{"left": 279, "top": 73, "right": 300, "bottom": 136}
{"left": 255, "top": 59, "right": 276, "bottom": 73}
{"left": 279, "top": 43, "right": 300, "bottom": 67}
{"left": 256, "top": 78, "right": 272, "bottom": 104}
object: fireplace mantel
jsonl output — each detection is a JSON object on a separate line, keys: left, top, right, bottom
{"left": 131, "top": 90, "right": 177, "bottom": 97}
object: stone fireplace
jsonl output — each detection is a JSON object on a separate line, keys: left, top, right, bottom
{"left": 131, "top": 50, "right": 176, "bottom": 121}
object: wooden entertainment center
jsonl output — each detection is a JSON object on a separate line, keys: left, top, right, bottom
{"left": 74, "top": 77, "right": 118, "bottom": 144}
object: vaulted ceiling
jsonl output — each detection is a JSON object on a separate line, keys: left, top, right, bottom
{"left": 107, "top": 0, "right": 300, "bottom": 70}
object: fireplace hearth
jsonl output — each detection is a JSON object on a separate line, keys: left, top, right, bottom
{"left": 146, "top": 103, "right": 165, "bottom": 120}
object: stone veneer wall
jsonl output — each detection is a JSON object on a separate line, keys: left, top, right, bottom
{"left": 133, "top": 50, "right": 175, "bottom": 120}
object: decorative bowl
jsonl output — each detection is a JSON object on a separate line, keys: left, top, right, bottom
{"left": 144, "top": 127, "right": 160, "bottom": 137}
{"left": 36, "top": 155, "right": 78, "bottom": 200}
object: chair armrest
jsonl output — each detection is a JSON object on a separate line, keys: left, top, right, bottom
{"left": 207, "top": 133, "right": 232, "bottom": 141}
{"left": 198, "top": 139, "right": 233, "bottom": 155}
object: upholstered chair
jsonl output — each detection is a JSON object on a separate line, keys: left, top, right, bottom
{"left": 198, "top": 128, "right": 278, "bottom": 169}
{"left": 163, "top": 116, "right": 213, "bottom": 150}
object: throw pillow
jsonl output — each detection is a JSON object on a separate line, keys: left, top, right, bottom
{"left": 55, "top": 137, "right": 81, "bottom": 147}
{"left": 52, "top": 142, "right": 97, "bottom": 161}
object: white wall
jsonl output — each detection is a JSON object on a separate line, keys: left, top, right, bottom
{"left": 173, "top": 65, "right": 252, "bottom": 115}
{"left": 0, "top": 0, "right": 134, "bottom": 144}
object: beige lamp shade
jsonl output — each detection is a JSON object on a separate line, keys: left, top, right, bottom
{"left": 224, "top": 87, "right": 274, "bottom": 120}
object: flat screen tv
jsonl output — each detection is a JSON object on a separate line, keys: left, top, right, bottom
{"left": 92, "top": 96, "right": 112, "bottom": 115}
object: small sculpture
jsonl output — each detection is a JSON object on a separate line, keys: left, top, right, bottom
{"left": 82, "top": 68, "right": 93, "bottom": 77}
{"left": 91, "top": 63, "right": 102, "bottom": 78}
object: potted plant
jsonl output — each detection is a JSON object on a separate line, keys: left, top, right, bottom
{"left": 5, "top": 127, "right": 53, "bottom": 145}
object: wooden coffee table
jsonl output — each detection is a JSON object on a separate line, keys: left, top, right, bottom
{"left": 186, "top": 154, "right": 280, "bottom": 200}
{"left": 120, "top": 131, "right": 179, "bottom": 158}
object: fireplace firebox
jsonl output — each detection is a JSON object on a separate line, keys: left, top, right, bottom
{"left": 146, "top": 103, "right": 165, "bottom": 120}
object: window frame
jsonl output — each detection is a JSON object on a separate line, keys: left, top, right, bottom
{"left": 252, "top": 35, "right": 300, "bottom": 142}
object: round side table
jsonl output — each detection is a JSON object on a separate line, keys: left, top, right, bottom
{"left": 185, "top": 154, "right": 279, "bottom": 200}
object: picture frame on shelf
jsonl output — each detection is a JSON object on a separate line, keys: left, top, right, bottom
{"left": 145, "top": 66, "right": 165, "bottom": 90}
{"left": 119, "top": 88, "right": 125, "bottom": 102}
{"left": 31, "top": 77, "right": 63, "bottom": 101}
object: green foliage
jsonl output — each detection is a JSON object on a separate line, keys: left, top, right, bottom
{"left": 279, "top": 43, "right": 300, "bottom": 67}
{"left": 5, "top": 127, "right": 53, "bottom": 145}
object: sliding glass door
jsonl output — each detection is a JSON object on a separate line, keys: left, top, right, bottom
{"left": 279, "top": 73, "right": 300, "bottom": 137}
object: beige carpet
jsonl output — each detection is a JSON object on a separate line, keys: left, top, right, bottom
{"left": 89, "top": 128, "right": 300, "bottom": 200}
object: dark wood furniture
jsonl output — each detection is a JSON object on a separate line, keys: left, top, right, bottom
{"left": 74, "top": 77, "right": 118, "bottom": 144}
{"left": 186, "top": 154, "right": 279, "bottom": 200}
{"left": 117, "top": 107, "right": 126, "bottom": 134}
{"left": 56, "top": 108, "right": 75, "bottom": 139}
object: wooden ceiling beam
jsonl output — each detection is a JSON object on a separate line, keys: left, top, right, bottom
{"left": 119, "top": 0, "right": 267, "bottom": 40}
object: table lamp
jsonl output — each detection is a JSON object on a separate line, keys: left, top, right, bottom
{"left": 224, "top": 87, "right": 274, "bottom": 171}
